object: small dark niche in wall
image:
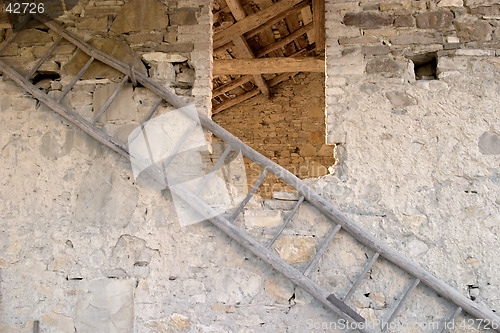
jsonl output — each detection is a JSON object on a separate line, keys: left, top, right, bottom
{"left": 411, "top": 52, "right": 437, "bottom": 80}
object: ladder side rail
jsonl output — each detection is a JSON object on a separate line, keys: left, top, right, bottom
{"left": 12, "top": 18, "right": 500, "bottom": 330}
{"left": 197, "top": 112, "right": 500, "bottom": 330}
{"left": 41, "top": 18, "right": 188, "bottom": 112}
{"left": 167, "top": 177, "right": 372, "bottom": 332}
{"left": 0, "top": 59, "right": 129, "bottom": 158}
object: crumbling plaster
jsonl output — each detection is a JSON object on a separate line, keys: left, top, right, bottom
{"left": 323, "top": 0, "right": 500, "bottom": 325}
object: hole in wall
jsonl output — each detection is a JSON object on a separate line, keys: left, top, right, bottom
{"left": 410, "top": 52, "right": 437, "bottom": 80}
{"left": 32, "top": 72, "right": 60, "bottom": 85}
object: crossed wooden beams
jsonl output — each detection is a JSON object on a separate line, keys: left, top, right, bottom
{"left": 212, "top": 0, "right": 326, "bottom": 114}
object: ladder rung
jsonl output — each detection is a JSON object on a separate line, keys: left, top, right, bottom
{"left": 381, "top": 279, "right": 420, "bottom": 332}
{"left": 127, "top": 97, "right": 164, "bottom": 149}
{"left": 439, "top": 307, "right": 462, "bottom": 333}
{"left": 343, "top": 252, "right": 380, "bottom": 302}
{"left": 303, "top": 224, "right": 342, "bottom": 276}
{"left": 326, "top": 294, "right": 366, "bottom": 323}
{"left": 92, "top": 75, "right": 129, "bottom": 124}
{"left": 25, "top": 36, "right": 63, "bottom": 79}
{"left": 162, "top": 120, "right": 199, "bottom": 170}
{"left": 195, "top": 145, "right": 233, "bottom": 195}
{"left": 58, "top": 56, "right": 95, "bottom": 102}
{"left": 227, "top": 169, "right": 268, "bottom": 222}
{"left": 266, "top": 196, "right": 305, "bottom": 249}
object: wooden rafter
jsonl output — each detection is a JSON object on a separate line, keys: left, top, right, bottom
{"left": 213, "top": 57, "right": 324, "bottom": 75}
{"left": 213, "top": 0, "right": 304, "bottom": 49}
{"left": 213, "top": 88, "right": 260, "bottom": 114}
{"left": 213, "top": 43, "right": 317, "bottom": 114}
{"left": 226, "top": 0, "right": 270, "bottom": 98}
{"left": 213, "top": 75, "right": 252, "bottom": 97}
{"left": 211, "top": 0, "right": 323, "bottom": 112}
{"left": 255, "top": 22, "right": 313, "bottom": 57}
{"left": 312, "top": 0, "right": 325, "bottom": 50}
{"left": 244, "top": 0, "right": 311, "bottom": 39}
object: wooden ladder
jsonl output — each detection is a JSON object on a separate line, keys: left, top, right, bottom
{"left": 0, "top": 16, "right": 498, "bottom": 333}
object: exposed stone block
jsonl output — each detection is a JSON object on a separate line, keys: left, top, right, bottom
{"left": 454, "top": 18, "right": 492, "bottom": 41}
{"left": 244, "top": 209, "right": 283, "bottom": 228}
{"left": 386, "top": 90, "right": 417, "bottom": 107}
{"left": 416, "top": 10, "right": 454, "bottom": 29}
{"left": 366, "top": 57, "right": 402, "bottom": 74}
{"left": 109, "top": 0, "right": 169, "bottom": 34}
{"left": 470, "top": 5, "right": 500, "bottom": 16}
{"left": 478, "top": 131, "right": 500, "bottom": 155}
{"left": 125, "top": 33, "right": 163, "bottom": 45}
{"left": 339, "top": 36, "right": 380, "bottom": 45}
{"left": 75, "top": 17, "right": 108, "bottom": 31}
{"left": 438, "top": 0, "right": 464, "bottom": 7}
{"left": 391, "top": 32, "right": 443, "bottom": 44}
{"left": 394, "top": 15, "right": 416, "bottom": 27}
{"left": 263, "top": 199, "right": 298, "bottom": 210}
{"left": 464, "top": 0, "right": 498, "bottom": 7}
{"left": 14, "top": 29, "right": 52, "bottom": 46}
{"left": 264, "top": 277, "right": 295, "bottom": 303}
{"left": 362, "top": 45, "right": 391, "bottom": 55}
{"left": 379, "top": 1, "right": 412, "bottom": 11}
{"left": 343, "top": 12, "right": 393, "bottom": 28}
{"left": 169, "top": 8, "right": 198, "bottom": 26}
{"left": 157, "top": 43, "right": 194, "bottom": 54}
{"left": 63, "top": 37, "right": 146, "bottom": 80}
{"left": 455, "top": 48, "right": 495, "bottom": 55}
{"left": 273, "top": 191, "right": 301, "bottom": 201}
{"left": 142, "top": 52, "right": 188, "bottom": 63}
{"left": 75, "top": 279, "right": 135, "bottom": 333}
{"left": 274, "top": 236, "right": 316, "bottom": 264}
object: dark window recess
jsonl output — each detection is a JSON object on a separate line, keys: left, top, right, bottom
{"left": 32, "top": 73, "right": 60, "bottom": 85}
{"left": 411, "top": 52, "right": 437, "bottom": 80}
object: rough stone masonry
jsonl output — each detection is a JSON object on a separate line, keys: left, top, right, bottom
{"left": 0, "top": 0, "right": 499, "bottom": 332}
{"left": 322, "top": 0, "right": 500, "bottom": 329}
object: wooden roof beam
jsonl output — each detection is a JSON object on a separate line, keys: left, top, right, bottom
{"left": 232, "top": 37, "right": 271, "bottom": 97}
{"left": 255, "top": 22, "right": 313, "bottom": 57}
{"left": 214, "top": 0, "right": 305, "bottom": 49}
{"left": 213, "top": 88, "right": 260, "bottom": 114}
{"left": 244, "top": 0, "right": 311, "bottom": 39}
{"left": 213, "top": 57, "right": 325, "bottom": 75}
{"left": 313, "top": 0, "right": 326, "bottom": 50}
{"left": 225, "top": 0, "right": 270, "bottom": 98}
{"left": 213, "top": 75, "right": 253, "bottom": 97}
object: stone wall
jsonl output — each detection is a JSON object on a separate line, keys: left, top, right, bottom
{"left": 2, "top": 0, "right": 500, "bottom": 332}
{"left": 213, "top": 72, "right": 335, "bottom": 197}
{"left": 0, "top": 0, "right": 212, "bottom": 116}
{"left": 0, "top": 1, "right": 350, "bottom": 332}
{"left": 323, "top": 0, "right": 500, "bottom": 325}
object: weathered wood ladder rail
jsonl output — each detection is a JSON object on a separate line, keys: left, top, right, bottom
{"left": 0, "top": 16, "right": 498, "bottom": 333}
